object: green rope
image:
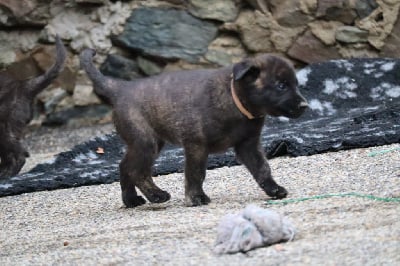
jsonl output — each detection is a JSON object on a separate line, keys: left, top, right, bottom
{"left": 265, "top": 192, "right": 400, "bottom": 205}
{"left": 368, "top": 147, "right": 400, "bottom": 157}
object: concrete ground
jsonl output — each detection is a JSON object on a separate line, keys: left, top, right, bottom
{"left": 0, "top": 124, "right": 399, "bottom": 265}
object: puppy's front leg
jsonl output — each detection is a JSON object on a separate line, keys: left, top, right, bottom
{"left": 184, "top": 145, "right": 211, "bottom": 206}
{"left": 235, "top": 138, "right": 288, "bottom": 199}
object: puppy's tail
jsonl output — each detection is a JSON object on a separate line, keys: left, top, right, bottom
{"left": 26, "top": 35, "right": 67, "bottom": 96}
{"left": 79, "top": 48, "right": 116, "bottom": 104}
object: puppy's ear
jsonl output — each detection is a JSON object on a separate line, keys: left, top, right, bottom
{"left": 233, "top": 60, "right": 260, "bottom": 81}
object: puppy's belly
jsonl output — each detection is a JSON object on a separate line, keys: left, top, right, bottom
{"left": 207, "top": 139, "right": 235, "bottom": 153}
{"left": 154, "top": 125, "right": 243, "bottom": 153}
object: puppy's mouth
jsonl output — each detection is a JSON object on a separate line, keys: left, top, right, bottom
{"left": 269, "top": 101, "right": 308, "bottom": 119}
{"left": 285, "top": 109, "right": 306, "bottom": 119}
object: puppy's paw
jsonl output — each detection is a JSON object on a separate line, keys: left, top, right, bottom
{"left": 147, "top": 189, "right": 171, "bottom": 204}
{"left": 185, "top": 194, "right": 211, "bottom": 207}
{"left": 122, "top": 193, "right": 146, "bottom": 208}
{"left": 266, "top": 185, "right": 288, "bottom": 199}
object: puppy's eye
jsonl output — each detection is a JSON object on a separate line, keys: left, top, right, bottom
{"left": 276, "top": 82, "right": 287, "bottom": 91}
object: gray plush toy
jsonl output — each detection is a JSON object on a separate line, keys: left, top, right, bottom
{"left": 214, "top": 204, "right": 296, "bottom": 254}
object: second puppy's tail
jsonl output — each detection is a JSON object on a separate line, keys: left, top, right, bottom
{"left": 80, "top": 49, "right": 116, "bottom": 104}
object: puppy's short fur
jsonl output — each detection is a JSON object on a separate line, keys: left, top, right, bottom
{"left": 80, "top": 49, "right": 308, "bottom": 207}
{"left": 0, "top": 36, "right": 66, "bottom": 179}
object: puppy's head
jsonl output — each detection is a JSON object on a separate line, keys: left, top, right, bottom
{"left": 232, "top": 54, "right": 308, "bottom": 119}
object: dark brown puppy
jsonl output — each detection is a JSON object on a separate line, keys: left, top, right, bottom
{"left": 80, "top": 49, "right": 308, "bottom": 207}
{"left": 0, "top": 36, "right": 66, "bottom": 179}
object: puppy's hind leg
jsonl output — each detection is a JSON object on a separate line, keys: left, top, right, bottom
{"left": 120, "top": 150, "right": 146, "bottom": 208}
{"left": 184, "top": 145, "right": 211, "bottom": 207}
{"left": 120, "top": 138, "right": 170, "bottom": 208}
{"left": 235, "top": 137, "right": 288, "bottom": 199}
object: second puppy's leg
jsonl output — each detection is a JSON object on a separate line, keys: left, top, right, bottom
{"left": 0, "top": 130, "right": 27, "bottom": 179}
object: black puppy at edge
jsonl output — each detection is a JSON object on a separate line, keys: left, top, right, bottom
{"left": 0, "top": 36, "right": 66, "bottom": 179}
{"left": 80, "top": 49, "right": 308, "bottom": 207}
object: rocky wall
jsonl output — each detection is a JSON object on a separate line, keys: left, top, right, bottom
{"left": 0, "top": 0, "right": 399, "bottom": 127}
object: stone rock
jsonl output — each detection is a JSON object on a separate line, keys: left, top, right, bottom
{"left": 0, "top": 0, "right": 50, "bottom": 26}
{"left": 87, "top": 1, "right": 132, "bottom": 49}
{"left": 205, "top": 35, "right": 247, "bottom": 66}
{"left": 338, "top": 43, "right": 379, "bottom": 58}
{"left": 335, "top": 26, "right": 369, "bottom": 43}
{"left": 356, "top": 2, "right": 400, "bottom": 50}
{"left": 188, "top": 0, "right": 239, "bottom": 22}
{"left": 54, "top": 96, "right": 75, "bottom": 113}
{"left": 309, "top": 20, "right": 344, "bottom": 45}
{"left": 382, "top": 0, "right": 400, "bottom": 5}
{"left": 288, "top": 30, "right": 341, "bottom": 64}
{"left": 262, "top": 15, "right": 306, "bottom": 53}
{"left": 137, "top": 57, "right": 164, "bottom": 76}
{"left": 73, "top": 84, "right": 102, "bottom": 106}
{"left": 41, "top": 1, "right": 131, "bottom": 54}
{"left": 316, "top": 0, "right": 358, "bottom": 24}
{"left": 235, "top": 10, "right": 305, "bottom": 53}
{"left": 4, "top": 56, "right": 42, "bottom": 80}
{"left": 0, "top": 30, "right": 40, "bottom": 53}
{"left": 235, "top": 10, "right": 273, "bottom": 52}
{"left": 160, "top": 0, "right": 186, "bottom": 4}
{"left": 116, "top": 7, "right": 218, "bottom": 62}
{"left": 271, "top": 0, "right": 316, "bottom": 27}
{"left": 57, "top": 63, "right": 78, "bottom": 94}
{"left": 164, "top": 60, "right": 211, "bottom": 72}
{"left": 205, "top": 51, "right": 232, "bottom": 67}
{"left": 41, "top": 8, "right": 93, "bottom": 43}
{"left": 380, "top": 12, "right": 400, "bottom": 57}
{"left": 299, "top": 0, "right": 318, "bottom": 15}
{"left": 75, "top": 0, "right": 105, "bottom": 4}
{"left": 32, "top": 44, "right": 63, "bottom": 72}
{"left": 355, "top": 0, "right": 378, "bottom": 18}
{"left": 37, "top": 87, "right": 68, "bottom": 114}
{"left": 100, "top": 54, "right": 142, "bottom": 80}
{"left": 0, "top": 49, "right": 16, "bottom": 69}
{"left": 31, "top": 44, "right": 76, "bottom": 93}
{"left": 244, "top": 0, "right": 269, "bottom": 13}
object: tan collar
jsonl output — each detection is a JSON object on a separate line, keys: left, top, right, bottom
{"left": 230, "top": 78, "right": 256, "bottom": 119}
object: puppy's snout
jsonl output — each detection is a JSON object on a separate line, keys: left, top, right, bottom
{"left": 296, "top": 92, "right": 308, "bottom": 110}
{"left": 289, "top": 96, "right": 308, "bottom": 118}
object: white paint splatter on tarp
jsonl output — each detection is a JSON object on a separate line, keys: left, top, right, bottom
{"left": 332, "top": 60, "right": 354, "bottom": 71}
{"left": 296, "top": 67, "right": 311, "bottom": 86}
{"left": 80, "top": 170, "right": 107, "bottom": 180}
{"left": 72, "top": 153, "right": 87, "bottom": 163}
{"left": 380, "top": 62, "right": 395, "bottom": 72}
{"left": 0, "top": 184, "right": 12, "bottom": 189}
{"left": 386, "top": 86, "right": 400, "bottom": 98}
{"left": 309, "top": 99, "right": 337, "bottom": 115}
{"left": 363, "top": 61, "right": 395, "bottom": 78}
{"left": 72, "top": 151, "right": 99, "bottom": 163}
{"left": 293, "top": 137, "right": 304, "bottom": 143}
{"left": 370, "top": 83, "right": 400, "bottom": 99}
{"left": 278, "top": 116, "right": 290, "bottom": 122}
{"left": 323, "top": 77, "right": 357, "bottom": 99}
